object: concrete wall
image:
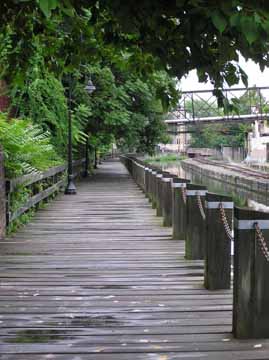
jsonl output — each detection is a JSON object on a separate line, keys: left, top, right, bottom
{"left": 221, "top": 147, "right": 246, "bottom": 162}
{"left": 187, "top": 148, "right": 221, "bottom": 159}
{"left": 0, "top": 149, "right": 6, "bottom": 239}
{"left": 181, "top": 158, "right": 269, "bottom": 197}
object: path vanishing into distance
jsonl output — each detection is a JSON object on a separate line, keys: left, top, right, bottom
{"left": 0, "top": 159, "right": 269, "bottom": 359}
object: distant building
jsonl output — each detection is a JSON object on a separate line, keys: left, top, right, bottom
{"left": 159, "top": 112, "right": 191, "bottom": 153}
{"left": 246, "top": 120, "right": 269, "bottom": 163}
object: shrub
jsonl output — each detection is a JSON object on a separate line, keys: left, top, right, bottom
{"left": 0, "top": 113, "right": 62, "bottom": 178}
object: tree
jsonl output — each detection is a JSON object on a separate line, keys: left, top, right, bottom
{"left": 2, "top": 1, "right": 269, "bottom": 157}
{"left": 231, "top": 87, "right": 269, "bottom": 115}
{"left": 2, "top": 1, "right": 269, "bottom": 88}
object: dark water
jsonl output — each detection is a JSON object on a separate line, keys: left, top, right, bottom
{"left": 163, "top": 162, "right": 269, "bottom": 211}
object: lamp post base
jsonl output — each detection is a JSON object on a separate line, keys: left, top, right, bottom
{"left": 65, "top": 177, "right": 77, "bottom": 195}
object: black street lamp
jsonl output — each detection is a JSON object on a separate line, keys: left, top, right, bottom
{"left": 83, "top": 79, "right": 96, "bottom": 177}
{"left": 65, "top": 77, "right": 95, "bottom": 194}
{"left": 65, "top": 76, "right": 76, "bottom": 195}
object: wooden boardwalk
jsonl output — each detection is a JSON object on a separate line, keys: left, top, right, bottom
{"left": 0, "top": 159, "right": 269, "bottom": 359}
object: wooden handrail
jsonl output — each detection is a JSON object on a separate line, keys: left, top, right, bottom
{"left": 6, "top": 158, "right": 85, "bottom": 226}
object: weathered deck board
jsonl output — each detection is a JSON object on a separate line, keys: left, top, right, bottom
{"left": 0, "top": 159, "right": 267, "bottom": 360}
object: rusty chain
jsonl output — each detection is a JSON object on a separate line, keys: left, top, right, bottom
{"left": 219, "top": 202, "right": 234, "bottom": 241}
{"left": 196, "top": 193, "right": 206, "bottom": 221}
{"left": 254, "top": 222, "right": 269, "bottom": 262}
{"left": 181, "top": 187, "right": 187, "bottom": 204}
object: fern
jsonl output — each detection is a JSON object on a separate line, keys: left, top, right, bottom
{"left": 0, "top": 113, "right": 63, "bottom": 178}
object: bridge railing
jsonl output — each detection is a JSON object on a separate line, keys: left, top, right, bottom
{"left": 167, "top": 86, "right": 269, "bottom": 125}
{"left": 5, "top": 159, "right": 85, "bottom": 230}
{"left": 121, "top": 154, "right": 269, "bottom": 339}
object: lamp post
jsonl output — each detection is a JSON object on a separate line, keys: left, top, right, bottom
{"left": 65, "top": 78, "right": 96, "bottom": 194}
{"left": 83, "top": 79, "right": 96, "bottom": 177}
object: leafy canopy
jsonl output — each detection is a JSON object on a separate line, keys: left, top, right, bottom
{"left": 2, "top": 1, "right": 269, "bottom": 87}
{"left": 2, "top": 0, "right": 269, "bottom": 157}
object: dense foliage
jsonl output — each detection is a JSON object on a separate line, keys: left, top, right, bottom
{"left": 0, "top": 2, "right": 180, "bottom": 162}
{"left": 1, "top": 1, "right": 269, "bottom": 168}
{"left": 2, "top": 1, "right": 269, "bottom": 88}
{"left": 0, "top": 114, "right": 61, "bottom": 178}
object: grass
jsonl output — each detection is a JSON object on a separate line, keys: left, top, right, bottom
{"left": 144, "top": 153, "right": 186, "bottom": 164}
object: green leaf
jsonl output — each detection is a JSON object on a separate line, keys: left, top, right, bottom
{"left": 241, "top": 17, "right": 258, "bottom": 44}
{"left": 38, "top": 0, "right": 50, "bottom": 17}
{"left": 211, "top": 11, "right": 227, "bottom": 33}
{"left": 238, "top": 66, "right": 248, "bottom": 88}
{"left": 230, "top": 13, "right": 240, "bottom": 27}
{"left": 37, "top": 0, "right": 58, "bottom": 17}
{"left": 261, "top": 20, "right": 269, "bottom": 34}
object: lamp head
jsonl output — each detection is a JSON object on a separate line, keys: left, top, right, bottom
{"left": 85, "top": 79, "right": 96, "bottom": 94}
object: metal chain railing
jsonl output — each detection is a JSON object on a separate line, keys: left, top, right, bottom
{"left": 254, "top": 222, "right": 269, "bottom": 262}
{"left": 219, "top": 202, "right": 234, "bottom": 241}
{"left": 181, "top": 187, "right": 187, "bottom": 204}
{"left": 196, "top": 193, "right": 206, "bottom": 221}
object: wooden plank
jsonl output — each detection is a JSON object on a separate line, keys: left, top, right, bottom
{"left": 0, "top": 159, "right": 268, "bottom": 359}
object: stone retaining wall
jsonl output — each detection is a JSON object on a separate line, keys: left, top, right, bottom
{"left": 181, "top": 158, "right": 269, "bottom": 195}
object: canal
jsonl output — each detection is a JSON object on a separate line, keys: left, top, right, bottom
{"left": 160, "top": 161, "right": 269, "bottom": 211}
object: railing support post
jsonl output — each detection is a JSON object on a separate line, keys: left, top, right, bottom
{"left": 162, "top": 174, "right": 176, "bottom": 227}
{"left": 233, "top": 207, "right": 269, "bottom": 338}
{"left": 144, "top": 166, "right": 150, "bottom": 198}
{"left": 185, "top": 184, "right": 207, "bottom": 260}
{"left": 0, "top": 148, "right": 6, "bottom": 239}
{"left": 156, "top": 172, "right": 164, "bottom": 217}
{"left": 151, "top": 169, "right": 159, "bottom": 209}
{"left": 204, "top": 193, "right": 233, "bottom": 290}
{"left": 172, "top": 178, "right": 190, "bottom": 240}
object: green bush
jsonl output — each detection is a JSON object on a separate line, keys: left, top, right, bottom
{"left": 145, "top": 153, "right": 186, "bottom": 164}
{"left": 0, "top": 113, "right": 62, "bottom": 178}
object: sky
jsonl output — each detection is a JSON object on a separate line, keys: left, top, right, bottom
{"left": 180, "top": 54, "right": 269, "bottom": 91}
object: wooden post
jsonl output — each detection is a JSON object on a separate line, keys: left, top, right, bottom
{"left": 144, "top": 166, "right": 150, "bottom": 198}
{"left": 147, "top": 168, "right": 153, "bottom": 203}
{"left": 162, "top": 174, "right": 176, "bottom": 227}
{"left": 0, "top": 148, "right": 6, "bottom": 239}
{"left": 233, "top": 207, "right": 269, "bottom": 338}
{"left": 172, "top": 178, "right": 190, "bottom": 240}
{"left": 185, "top": 183, "right": 207, "bottom": 260}
{"left": 155, "top": 171, "right": 169, "bottom": 217}
{"left": 139, "top": 162, "right": 146, "bottom": 192}
{"left": 156, "top": 172, "right": 164, "bottom": 217}
{"left": 151, "top": 169, "right": 160, "bottom": 209}
{"left": 204, "top": 193, "right": 233, "bottom": 290}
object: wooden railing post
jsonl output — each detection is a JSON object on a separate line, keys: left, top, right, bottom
{"left": 147, "top": 167, "right": 153, "bottom": 202}
{"left": 162, "top": 174, "right": 176, "bottom": 227}
{"left": 151, "top": 169, "right": 159, "bottom": 209}
{"left": 204, "top": 193, "right": 233, "bottom": 290}
{"left": 233, "top": 207, "right": 269, "bottom": 338}
{"left": 137, "top": 160, "right": 146, "bottom": 191}
{"left": 144, "top": 166, "right": 150, "bottom": 198}
{"left": 185, "top": 184, "right": 207, "bottom": 260}
{"left": 0, "top": 148, "right": 6, "bottom": 239}
{"left": 172, "top": 178, "right": 190, "bottom": 240}
{"left": 155, "top": 171, "right": 164, "bottom": 216}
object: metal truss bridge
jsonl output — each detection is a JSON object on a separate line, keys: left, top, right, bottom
{"left": 165, "top": 86, "right": 269, "bottom": 133}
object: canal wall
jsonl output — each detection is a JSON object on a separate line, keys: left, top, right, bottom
{"left": 181, "top": 158, "right": 269, "bottom": 195}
